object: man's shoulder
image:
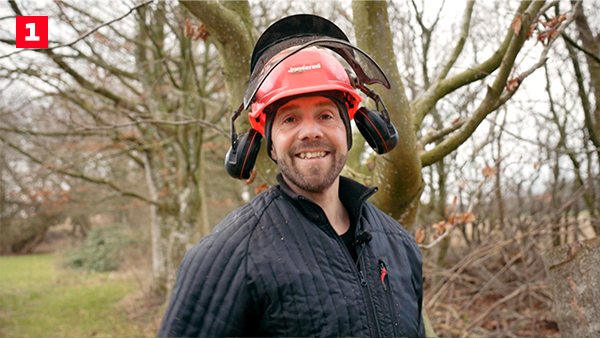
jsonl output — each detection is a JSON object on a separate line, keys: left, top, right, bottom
{"left": 184, "top": 187, "right": 282, "bottom": 261}
{"left": 213, "top": 186, "right": 281, "bottom": 234}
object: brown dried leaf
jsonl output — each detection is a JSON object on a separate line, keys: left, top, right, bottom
{"left": 448, "top": 213, "right": 456, "bottom": 225}
{"left": 415, "top": 229, "right": 425, "bottom": 244}
{"left": 512, "top": 16, "right": 522, "bottom": 36}
{"left": 542, "top": 16, "right": 559, "bottom": 28}
{"left": 255, "top": 183, "right": 269, "bottom": 195}
{"left": 463, "top": 211, "right": 476, "bottom": 223}
{"left": 454, "top": 213, "right": 465, "bottom": 225}
{"left": 245, "top": 169, "right": 258, "bottom": 185}
{"left": 451, "top": 117, "right": 461, "bottom": 125}
{"left": 193, "top": 25, "right": 210, "bottom": 42}
{"left": 482, "top": 166, "right": 495, "bottom": 178}
{"left": 548, "top": 29, "right": 559, "bottom": 41}
{"left": 432, "top": 221, "right": 445, "bottom": 231}
{"left": 537, "top": 31, "right": 549, "bottom": 45}
{"left": 506, "top": 76, "right": 520, "bottom": 93}
{"left": 534, "top": 161, "right": 541, "bottom": 169}
{"left": 527, "top": 23, "right": 536, "bottom": 40}
{"left": 558, "top": 13, "right": 567, "bottom": 23}
{"left": 94, "top": 33, "right": 110, "bottom": 45}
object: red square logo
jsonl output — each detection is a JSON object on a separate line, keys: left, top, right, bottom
{"left": 16, "top": 16, "right": 48, "bottom": 49}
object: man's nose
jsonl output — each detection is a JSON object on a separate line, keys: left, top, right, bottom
{"left": 297, "top": 115, "right": 323, "bottom": 140}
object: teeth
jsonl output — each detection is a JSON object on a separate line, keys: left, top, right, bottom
{"left": 299, "top": 151, "right": 326, "bottom": 159}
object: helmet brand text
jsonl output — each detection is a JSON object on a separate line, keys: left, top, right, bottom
{"left": 288, "top": 63, "right": 321, "bottom": 74}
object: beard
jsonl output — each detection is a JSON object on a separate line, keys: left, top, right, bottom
{"left": 276, "top": 140, "right": 347, "bottom": 194}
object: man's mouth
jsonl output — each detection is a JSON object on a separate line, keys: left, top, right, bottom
{"left": 297, "top": 151, "right": 328, "bottom": 159}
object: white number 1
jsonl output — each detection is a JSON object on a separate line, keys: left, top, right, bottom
{"left": 25, "top": 23, "right": 40, "bottom": 41}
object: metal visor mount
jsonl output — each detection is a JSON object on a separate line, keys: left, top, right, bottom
{"left": 230, "top": 103, "right": 244, "bottom": 149}
{"left": 242, "top": 38, "right": 391, "bottom": 110}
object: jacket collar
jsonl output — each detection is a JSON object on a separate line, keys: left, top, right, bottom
{"left": 275, "top": 173, "right": 377, "bottom": 232}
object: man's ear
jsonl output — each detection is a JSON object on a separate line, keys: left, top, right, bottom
{"left": 270, "top": 146, "right": 277, "bottom": 161}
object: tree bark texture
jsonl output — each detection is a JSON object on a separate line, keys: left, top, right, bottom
{"left": 352, "top": 0, "right": 423, "bottom": 230}
{"left": 542, "top": 236, "right": 600, "bottom": 337}
{"left": 179, "top": 1, "right": 254, "bottom": 107}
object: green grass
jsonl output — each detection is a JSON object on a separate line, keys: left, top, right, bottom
{"left": 0, "top": 254, "right": 147, "bottom": 338}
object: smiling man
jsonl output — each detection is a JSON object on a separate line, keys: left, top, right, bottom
{"left": 271, "top": 95, "right": 351, "bottom": 235}
{"left": 158, "top": 14, "right": 425, "bottom": 338}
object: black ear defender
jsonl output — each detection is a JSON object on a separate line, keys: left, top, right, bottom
{"left": 345, "top": 69, "right": 398, "bottom": 154}
{"left": 354, "top": 105, "right": 398, "bottom": 154}
{"left": 225, "top": 106, "right": 263, "bottom": 180}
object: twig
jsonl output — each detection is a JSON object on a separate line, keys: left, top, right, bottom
{"left": 420, "top": 170, "right": 492, "bottom": 249}
{"left": 70, "top": 119, "right": 228, "bottom": 137}
{"left": 464, "top": 284, "right": 549, "bottom": 331}
{"left": 425, "top": 184, "right": 589, "bottom": 309}
{"left": 562, "top": 33, "right": 600, "bottom": 65}
{"left": 1, "top": 118, "right": 229, "bottom": 138}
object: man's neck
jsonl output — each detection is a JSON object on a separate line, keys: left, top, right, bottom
{"left": 282, "top": 175, "right": 350, "bottom": 235}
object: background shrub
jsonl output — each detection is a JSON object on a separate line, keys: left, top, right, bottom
{"left": 66, "top": 225, "right": 131, "bottom": 272}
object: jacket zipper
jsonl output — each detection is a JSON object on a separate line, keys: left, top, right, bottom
{"left": 359, "top": 252, "right": 383, "bottom": 338}
{"left": 328, "top": 220, "right": 381, "bottom": 337}
{"left": 302, "top": 193, "right": 382, "bottom": 337}
{"left": 379, "top": 259, "right": 400, "bottom": 337}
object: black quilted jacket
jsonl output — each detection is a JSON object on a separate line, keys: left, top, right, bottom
{"left": 158, "top": 174, "right": 425, "bottom": 337}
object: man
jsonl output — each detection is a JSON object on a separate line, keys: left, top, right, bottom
{"left": 158, "top": 14, "right": 424, "bottom": 338}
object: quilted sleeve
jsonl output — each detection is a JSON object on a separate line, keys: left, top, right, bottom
{"left": 157, "top": 215, "right": 258, "bottom": 337}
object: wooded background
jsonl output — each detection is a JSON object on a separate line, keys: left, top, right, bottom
{"left": 1, "top": 1, "right": 599, "bottom": 336}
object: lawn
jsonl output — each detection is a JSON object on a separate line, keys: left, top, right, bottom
{"left": 0, "top": 254, "right": 154, "bottom": 338}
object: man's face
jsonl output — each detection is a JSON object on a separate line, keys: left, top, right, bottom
{"left": 270, "top": 96, "right": 348, "bottom": 194}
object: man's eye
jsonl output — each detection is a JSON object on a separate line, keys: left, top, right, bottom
{"left": 283, "top": 117, "right": 296, "bottom": 123}
{"left": 320, "top": 113, "right": 334, "bottom": 120}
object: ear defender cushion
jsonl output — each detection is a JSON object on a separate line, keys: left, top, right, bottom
{"left": 354, "top": 107, "right": 399, "bottom": 154}
{"left": 225, "top": 129, "right": 263, "bottom": 180}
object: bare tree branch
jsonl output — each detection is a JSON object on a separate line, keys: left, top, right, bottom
{"left": 412, "top": 2, "right": 530, "bottom": 129}
{"left": 436, "top": 1, "right": 475, "bottom": 81}
{"left": 418, "top": 119, "right": 466, "bottom": 148}
{"left": 563, "top": 33, "right": 600, "bottom": 65}
{"left": 420, "top": 1, "right": 578, "bottom": 167}
{"left": 0, "top": 0, "right": 153, "bottom": 60}
{"left": 0, "top": 133, "right": 158, "bottom": 206}
{"left": 0, "top": 126, "right": 99, "bottom": 137}
{"left": 52, "top": 118, "right": 228, "bottom": 136}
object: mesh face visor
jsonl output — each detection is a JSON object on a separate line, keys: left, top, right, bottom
{"left": 242, "top": 37, "right": 391, "bottom": 110}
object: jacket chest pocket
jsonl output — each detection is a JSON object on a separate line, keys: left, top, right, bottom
{"left": 378, "top": 256, "right": 421, "bottom": 337}
{"left": 379, "top": 258, "right": 401, "bottom": 336}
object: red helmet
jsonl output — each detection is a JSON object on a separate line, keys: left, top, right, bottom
{"left": 248, "top": 47, "right": 362, "bottom": 136}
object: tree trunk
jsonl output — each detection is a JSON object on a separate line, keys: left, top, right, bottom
{"left": 352, "top": 0, "right": 423, "bottom": 230}
{"left": 542, "top": 236, "right": 600, "bottom": 337}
